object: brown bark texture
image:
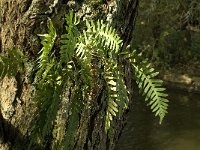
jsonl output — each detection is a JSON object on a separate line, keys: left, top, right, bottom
{"left": 0, "top": 0, "right": 139, "bottom": 149}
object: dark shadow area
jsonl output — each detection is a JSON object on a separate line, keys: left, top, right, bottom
{"left": 0, "top": 110, "right": 42, "bottom": 150}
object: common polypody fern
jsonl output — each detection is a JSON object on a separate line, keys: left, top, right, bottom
{"left": 29, "top": 11, "right": 169, "bottom": 149}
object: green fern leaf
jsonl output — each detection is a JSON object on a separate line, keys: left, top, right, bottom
{"left": 123, "top": 49, "right": 169, "bottom": 124}
{"left": 76, "top": 18, "right": 122, "bottom": 64}
{"left": 36, "top": 19, "right": 57, "bottom": 79}
{"left": 104, "top": 60, "right": 129, "bottom": 132}
{"left": 60, "top": 11, "right": 79, "bottom": 64}
{"left": 116, "top": 74, "right": 129, "bottom": 116}
{"left": 104, "top": 62, "right": 118, "bottom": 132}
{"left": 0, "top": 48, "right": 24, "bottom": 79}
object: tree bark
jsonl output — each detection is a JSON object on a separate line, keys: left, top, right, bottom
{"left": 0, "top": 0, "right": 139, "bottom": 149}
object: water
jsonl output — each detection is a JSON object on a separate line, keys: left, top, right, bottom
{"left": 115, "top": 89, "right": 200, "bottom": 150}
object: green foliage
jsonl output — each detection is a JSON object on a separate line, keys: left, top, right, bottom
{"left": 60, "top": 11, "right": 80, "bottom": 64}
{"left": 104, "top": 61, "right": 118, "bottom": 131}
{"left": 132, "top": 0, "right": 200, "bottom": 66}
{"left": 103, "top": 60, "right": 129, "bottom": 131}
{"left": 76, "top": 19, "right": 127, "bottom": 132}
{"left": 0, "top": 48, "right": 24, "bottom": 79}
{"left": 29, "top": 11, "right": 169, "bottom": 149}
{"left": 116, "top": 74, "right": 129, "bottom": 116}
{"left": 122, "top": 49, "right": 168, "bottom": 123}
{"left": 37, "top": 19, "right": 56, "bottom": 67}
{"left": 85, "top": 19, "right": 122, "bottom": 54}
{"left": 29, "top": 11, "right": 86, "bottom": 149}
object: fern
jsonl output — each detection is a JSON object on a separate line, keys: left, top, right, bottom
{"left": 0, "top": 48, "right": 24, "bottom": 79}
{"left": 104, "top": 61, "right": 118, "bottom": 131}
{"left": 60, "top": 11, "right": 80, "bottom": 64}
{"left": 116, "top": 73, "right": 129, "bottom": 116}
{"left": 104, "top": 59, "right": 129, "bottom": 132}
{"left": 30, "top": 11, "right": 169, "bottom": 149}
{"left": 30, "top": 12, "right": 82, "bottom": 149}
{"left": 75, "top": 21, "right": 125, "bottom": 126}
{"left": 86, "top": 20, "right": 122, "bottom": 53}
{"left": 36, "top": 18, "right": 57, "bottom": 80}
{"left": 74, "top": 16, "right": 168, "bottom": 131}
{"left": 122, "top": 49, "right": 169, "bottom": 124}
{"left": 76, "top": 19, "right": 122, "bottom": 59}
{"left": 82, "top": 19, "right": 128, "bottom": 132}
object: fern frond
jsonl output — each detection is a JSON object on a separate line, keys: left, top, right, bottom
{"left": 116, "top": 73, "right": 129, "bottom": 116}
{"left": 29, "top": 81, "right": 63, "bottom": 149}
{"left": 76, "top": 33, "right": 91, "bottom": 59}
{"left": 85, "top": 20, "right": 123, "bottom": 56}
{"left": 136, "top": 67, "right": 168, "bottom": 123}
{"left": 103, "top": 60, "right": 117, "bottom": 132}
{"left": 41, "top": 85, "right": 62, "bottom": 140}
{"left": 60, "top": 11, "right": 80, "bottom": 64}
{"left": 36, "top": 19, "right": 56, "bottom": 78}
{"left": 75, "top": 17, "right": 124, "bottom": 94}
{"left": 123, "top": 49, "right": 169, "bottom": 124}
{"left": 0, "top": 48, "right": 24, "bottom": 79}
{"left": 104, "top": 59, "right": 129, "bottom": 132}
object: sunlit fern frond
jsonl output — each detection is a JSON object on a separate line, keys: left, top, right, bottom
{"left": 75, "top": 37, "right": 93, "bottom": 88}
{"left": 122, "top": 49, "right": 169, "bottom": 124}
{"left": 60, "top": 11, "right": 80, "bottom": 64}
{"left": 76, "top": 32, "right": 93, "bottom": 87}
{"left": 76, "top": 31, "right": 91, "bottom": 59}
{"left": 104, "top": 65, "right": 130, "bottom": 132}
{"left": 135, "top": 67, "right": 168, "bottom": 124}
{"left": 104, "top": 66, "right": 118, "bottom": 132}
{"left": 36, "top": 19, "right": 56, "bottom": 78}
{"left": 0, "top": 48, "right": 24, "bottom": 79}
{"left": 76, "top": 19, "right": 122, "bottom": 60}
{"left": 85, "top": 20, "right": 123, "bottom": 56}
